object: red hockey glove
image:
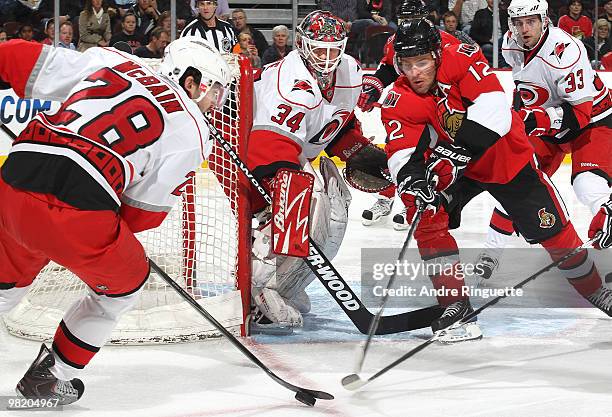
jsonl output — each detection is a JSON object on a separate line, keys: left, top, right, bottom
{"left": 357, "top": 75, "right": 384, "bottom": 112}
{"left": 518, "top": 106, "right": 563, "bottom": 136}
{"left": 425, "top": 141, "right": 471, "bottom": 191}
{"left": 588, "top": 198, "right": 612, "bottom": 250}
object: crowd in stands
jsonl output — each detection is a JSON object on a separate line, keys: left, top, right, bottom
{"left": 319, "top": 0, "right": 612, "bottom": 69}
{"left": 0, "top": 0, "right": 610, "bottom": 68}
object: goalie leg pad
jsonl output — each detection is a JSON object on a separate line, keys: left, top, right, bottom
{"left": 275, "top": 159, "right": 352, "bottom": 306}
{"left": 271, "top": 168, "right": 314, "bottom": 257}
{"left": 252, "top": 287, "right": 304, "bottom": 328}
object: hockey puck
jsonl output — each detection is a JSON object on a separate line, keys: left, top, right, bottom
{"left": 295, "top": 391, "right": 316, "bottom": 407}
{"left": 605, "top": 272, "right": 612, "bottom": 284}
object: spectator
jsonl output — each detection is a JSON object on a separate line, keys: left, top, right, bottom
{"left": 41, "top": 18, "right": 55, "bottom": 45}
{"left": 442, "top": 10, "right": 476, "bottom": 43}
{"left": 0, "top": 29, "right": 7, "bottom": 43}
{"left": 605, "top": 0, "right": 612, "bottom": 26}
{"left": 134, "top": 27, "right": 169, "bottom": 57}
{"left": 57, "top": 21, "right": 76, "bottom": 49}
{"left": 448, "top": 0, "right": 487, "bottom": 32}
{"left": 155, "top": 2, "right": 189, "bottom": 30}
{"left": 78, "top": 0, "right": 112, "bottom": 51}
{"left": 470, "top": 0, "right": 508, "bottom": 62}
{"left": 234, "top": 32, "right": 261, "bottom": 68}
{"left": 583, "top": 18, "right": 612, "bottom": 61}
{"left": 181, "top": 0, "right": 237, "bottom": 53}
{"left": 129, "top": 0, "right": 160, "bottom": 37}
{"left": 558, "top": 0, "right": 592, "bottom": 40}
{"left": 18, "top": 24, "right": 35, "bottom": 42}
{"left": 231, "top": 8, "right": 268, "bottom": 57}
{"left": 110, "top": 12, "right": 145, "bottom": 50}
{"left": 365, "top": 0, "right": 397, "bottom": 29}
{"left": 262, "top": 24, "right": 292, "bottom": 65}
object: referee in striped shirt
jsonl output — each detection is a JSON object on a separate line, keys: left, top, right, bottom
{"left": 181, "top": 0, "right": 237, "bottom": 53}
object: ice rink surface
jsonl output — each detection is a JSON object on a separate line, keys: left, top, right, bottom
{"left": 2, "top": 164, "right": 612, "bottom": 417}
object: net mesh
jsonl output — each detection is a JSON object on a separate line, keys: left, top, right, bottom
{"left": 2, "top": 54, "right": 252, "bottom": 345}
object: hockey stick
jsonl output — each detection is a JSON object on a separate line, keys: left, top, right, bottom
{"left": 205, "top": 119, "right": 443, "bottom": 335}
{"left": 353, "top": 202, "right": 425, "bottom": 375}
{"left": 342, "top": 234, "right": 601, "bottom": 390}
{"left": 150, "top": 259, "right": 333, "bottom": 406}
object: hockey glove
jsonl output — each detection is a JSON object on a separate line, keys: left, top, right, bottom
{"left": 588, "top": 198, "right": 612, "bottom": 250}
{"left": 398, "top": 175, "right": 440, "bottom": 220}
{"left": 425, "top": 141, "right": 471, "bottom": 191}
{"left": 357, "top": 75, "right": 384, "bottom": 112}
{"left": 518, "top": 106, "right": 563, "bottom": 137}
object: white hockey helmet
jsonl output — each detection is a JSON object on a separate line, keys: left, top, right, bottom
{"left": 158, "top": 36, "right": 232, "bottom": 109}
{"left": 295, "top": 10, "right": 348, "bottom": 88}
{"left": 507, "top": 0, "right": 550, "bottom": 50}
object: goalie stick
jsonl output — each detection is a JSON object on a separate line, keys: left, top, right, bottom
{"left": 342, "top": 234, "right": 601, "bottom": 391}
{"left": 149, "top": 260, "right": 332, "bottom": 406}
{"left": 203, "top": 119, "right": 444, "bottom": 334}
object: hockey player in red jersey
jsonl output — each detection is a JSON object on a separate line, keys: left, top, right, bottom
{"left": 0, "top": 36, "right": 231, "bottom": 404}
{"left": 475, "top": 0, "right": 612, "bottom": 279}
{"left": 246, "top": 10, "right": 387, "bottom": 329}
{"left": 358, "top": 0, "right": 476, "bottom": 230}
{"left": 381, "top": 18, "right": 612, "bottom": 342}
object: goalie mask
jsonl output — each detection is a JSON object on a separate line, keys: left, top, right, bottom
{"left": 508, "top": 0, "right": 551, "bottom": 50}
{"left": 296, "top": 10, "right": 348, "bottom": 90}
{"left": 158, "top": 36, "right": 231, "bottom": 111}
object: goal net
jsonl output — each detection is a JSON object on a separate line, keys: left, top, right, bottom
{"left": 3, "top": 54, "right": 253, "bottom": 344}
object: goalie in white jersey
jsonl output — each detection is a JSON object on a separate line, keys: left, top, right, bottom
{"left": 246, "top": 10, "right": 387, "bottom": 329}
{"left": 474, "top": 0, "right": 612, "bottom": 280}
{"left": 0, "top": 36, "right": 231, "bottom": 404}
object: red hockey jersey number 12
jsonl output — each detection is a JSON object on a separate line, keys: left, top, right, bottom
{"left": 272, "top": 169, "right": 314, "bottom": 257}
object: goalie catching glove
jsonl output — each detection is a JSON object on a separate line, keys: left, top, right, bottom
{"left": 589, "top": 197, "right": 612, "bottom": 249}
{"left": 425, "top": 141, "right": 472, "bottom": 191}
{"left": 325, "top": 116, "right": 392, "bottom": 193}
{"left": 357, "top": 75, "right": 384, "bottom": 112}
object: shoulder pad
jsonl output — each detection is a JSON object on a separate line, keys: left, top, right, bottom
{"left": 537, "top": 28, "right": 584, "bottom": 69}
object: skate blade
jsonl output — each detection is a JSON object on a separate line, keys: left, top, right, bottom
{"left": 392, "top": 222, "right": 409, "bottom": 231}
{"left": 249, "top": 323, "right": 295, "bottom": 335}
{"left": 437, "top": 323, "right": 483, "bottom": 344}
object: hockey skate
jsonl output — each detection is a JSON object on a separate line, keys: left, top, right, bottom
{"left": 474, "top": 251, "right": 500, "bottom": 285}
{"left": 392, "top": 207, "right": 410, "bottom": 231}
{"left": 587, "top": 286, "right": 612, "bottom": 317}
{"left": 16, "top": 344, "right": 84, "bottom": 406}
{"left": 362, "top": 198, "right": 392, "bottom": 226}
{"left": 431, "top": 299, "right": 483, "bottom": 343}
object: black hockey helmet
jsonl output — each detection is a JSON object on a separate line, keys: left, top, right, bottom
{"left": 397, "top": 0, "right": 428, "bottom": 21}
{"left": 394, "top": 18, "right": 441, "bottom": 60}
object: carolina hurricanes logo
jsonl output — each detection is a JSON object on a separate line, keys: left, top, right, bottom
{"left": 550, "top": 42, "right": 570, "bottom": 62}
{"left": 291, "top": 79, "right": 314, "bottom": 96}
{"left": 517, "top": 82, "right": 550, "bottom": 107}
{"left": 538, "top": 208, "right": 556, "bottom": 229}
{"left": 308, "top": 109, "right": 351, "bottom": 145}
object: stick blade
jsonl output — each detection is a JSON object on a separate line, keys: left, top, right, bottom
{"left": 341, "top": 374, "right": 367, "bottom": 391}
{"left": 295, "top": 391, "right": 316, "bottom": 407}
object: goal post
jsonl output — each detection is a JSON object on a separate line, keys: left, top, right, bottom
{"left": 2, "top": 54, "right": 253, "bottom": 344}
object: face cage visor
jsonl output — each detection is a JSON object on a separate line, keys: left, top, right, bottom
{"left": 300, "top": 37, "right": 347, "bottom": 75}
{"left": 193, "top": 79, "right": 230, "bottom": 110}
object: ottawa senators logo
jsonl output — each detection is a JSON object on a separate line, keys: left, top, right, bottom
{"left": 436, "top": 99, "right": 465, "bottom": 139}
{"left": 538, "top": 208, "right": 556, "bottom": 229}
{"left": 550, "top": 42, "right": 570, "bottom": 63}
{"left": 291, "top": 79, "right": 315, "bottom": 96}
{"left": 382, "top": 91, "right": 400, "bottom": 108}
